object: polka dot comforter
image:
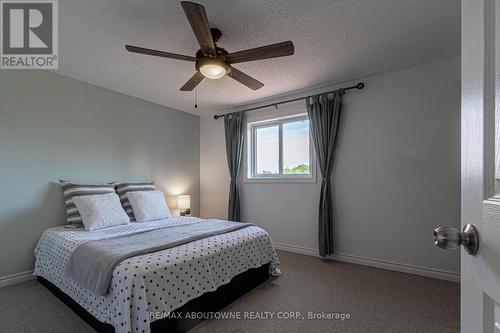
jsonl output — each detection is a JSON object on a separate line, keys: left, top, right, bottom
{"left": 34, "top": 216, "right": 281, "bottom": 333}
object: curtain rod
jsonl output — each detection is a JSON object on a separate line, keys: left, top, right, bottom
{"left": 213, "top": 82, "right": 365, "bottom": 120}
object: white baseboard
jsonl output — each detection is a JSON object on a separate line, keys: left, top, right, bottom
{"left": 0, "top": 270, "right": 34, "bottom": 288}
{"left": 0, "top": 246, "right": 459, "bottom": 288}
{"left": 274, "top": 243, "right": 460, "bottom": 283}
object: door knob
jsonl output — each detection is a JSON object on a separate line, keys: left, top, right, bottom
{"left": 433, "top": 224, "right": 479, "bottom": 255}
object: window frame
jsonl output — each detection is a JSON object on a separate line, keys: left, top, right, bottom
{"left": 246, "top": 113, "right": 316, "bottom": 183}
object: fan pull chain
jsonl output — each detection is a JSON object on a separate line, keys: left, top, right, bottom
{"left": 194, "top": 88, "right": 198, "bottom": 109}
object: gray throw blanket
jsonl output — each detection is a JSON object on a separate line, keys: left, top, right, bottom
{"left": 66, "top": 220, "right": 254, "bottom": 295}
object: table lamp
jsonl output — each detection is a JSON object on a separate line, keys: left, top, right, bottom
{"left": 177, "top": 195, "right": 191, "bottom": 216}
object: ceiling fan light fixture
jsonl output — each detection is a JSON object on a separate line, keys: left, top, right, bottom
{"left": 197, "top": 57, "right": 230, "bottom": 79}
{"left": 200, "top": 64, "right": 226, "bottom": 79}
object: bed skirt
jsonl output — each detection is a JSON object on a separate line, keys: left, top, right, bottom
{"left": 37, "top": 263, "right": 270, "bottom": 333}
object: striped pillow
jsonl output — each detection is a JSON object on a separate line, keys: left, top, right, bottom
{"left": 115, "top": 182, "right": 157, "bottom": 221}
{"left": 60, "top": 181, "right": 116, "bottom": 224}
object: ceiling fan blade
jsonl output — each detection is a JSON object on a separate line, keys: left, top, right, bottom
{"left": 224, "top": 41, "right": 294, "bottom": 64}
{"left": 181, "top": 1, "right": 216, "bottom": 57}
{"left": 227, "top": 66, "right": 264, "bottom": 90}
{"left": 180, "top": 71, "right": 205, "bottom": 91}
{"left": 125, "top": 45, "right": 195, "bottom": 62}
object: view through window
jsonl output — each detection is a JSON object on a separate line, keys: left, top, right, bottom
{"left": 250, "top": 115, "right": 312, "bottom": 179}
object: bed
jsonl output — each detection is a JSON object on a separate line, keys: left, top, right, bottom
{"left": 34, "top": 216, "right": 280, "bottom": 333}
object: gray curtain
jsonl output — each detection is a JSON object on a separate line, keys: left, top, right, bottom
{"left": 224, "top": 111, "right": 246, "bottom": 221}
{"left": 306, "top": 90, "right": 344, "bottom": 257}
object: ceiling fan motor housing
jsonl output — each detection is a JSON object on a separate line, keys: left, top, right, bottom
{"left": 195, "top": 46, "right": 228, "bottom": 59}
{"left": 195, "top": 39, "right": 231, "bottom": 79}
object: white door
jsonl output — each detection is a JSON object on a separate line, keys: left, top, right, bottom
{"left": 441, "top": 0, "right": 500, "bottom": 331}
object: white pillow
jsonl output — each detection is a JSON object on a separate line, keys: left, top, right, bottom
{"left": 126, "top": 190, "right": 172, "bottom": 222}
{"left": 73, "top": 193, "right": 130, "bottom": 231}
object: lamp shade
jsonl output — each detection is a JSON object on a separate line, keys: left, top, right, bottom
{"left": 177, "top": 195, "right": 191, "bottom": 210}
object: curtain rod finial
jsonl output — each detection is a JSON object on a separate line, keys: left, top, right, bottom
{"left": 357, "top": 82, "right": 365, "bottom": 89}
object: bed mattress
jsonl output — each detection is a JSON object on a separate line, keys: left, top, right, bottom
{"left": 34, "top": 216, "right": 280, "bottom": 333}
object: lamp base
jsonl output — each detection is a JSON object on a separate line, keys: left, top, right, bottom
{"left": 180, "top": 208, "right": 191, "bottom": 217}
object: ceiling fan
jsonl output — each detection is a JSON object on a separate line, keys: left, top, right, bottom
{"left": 125, "top": 1, "right": 295, "bottom": 91}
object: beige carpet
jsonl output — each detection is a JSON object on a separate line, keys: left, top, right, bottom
{"left": 0, "top": 250, "right": 459, "bottom": 333}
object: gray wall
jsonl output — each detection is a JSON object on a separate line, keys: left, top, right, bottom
{"left": 0, "top": 70, "right": 200, "bottom": 278}
{"left": 200, "top": 57, "right": 461, "bottom": 274}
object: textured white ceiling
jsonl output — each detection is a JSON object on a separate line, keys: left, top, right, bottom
{"left": 54, "top": 0, "right": 460, "bottom": 116}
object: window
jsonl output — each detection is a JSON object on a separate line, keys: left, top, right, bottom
{"left": 247, "top": 114, "right": 315, "bottom": 182}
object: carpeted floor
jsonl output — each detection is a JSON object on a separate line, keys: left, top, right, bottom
{"left": 0, "top": 250, "right": 459, "bottom": 333}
